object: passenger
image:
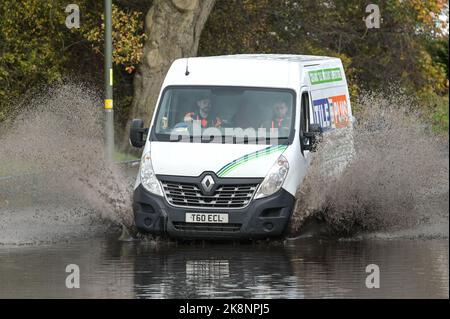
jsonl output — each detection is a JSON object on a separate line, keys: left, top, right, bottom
{"left": 184, "top": 93, "right": 222, "bottom": 128}
{"left": 261, "top": 100, "right": 291, "bottom": 129}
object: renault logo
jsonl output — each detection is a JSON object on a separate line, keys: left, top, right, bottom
{"left": 201, "top": 175, "right": 215, "bottom": 193}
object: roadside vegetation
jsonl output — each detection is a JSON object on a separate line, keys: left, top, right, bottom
{"left": 0, "top": 0, "right": 448, "bottom": 137}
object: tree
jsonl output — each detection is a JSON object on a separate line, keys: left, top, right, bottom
{"left": 0, "top": 0, "right": 148, "bottom": 124}
{"left": 200, "top": 0, "right": 449, "bottom": 98}
{"left": 122, "top": 0, "right": 216, "bottom": 151}
{"left": 0, "top": 1, "right": 69, "bottom": 121}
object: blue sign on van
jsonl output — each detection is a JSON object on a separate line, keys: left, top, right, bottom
{"left": 313, "top": 98, "right": 332, "bottom": 129}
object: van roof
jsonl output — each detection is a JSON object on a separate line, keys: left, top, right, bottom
{"left": 164, "top": 54, "right": 343, "bottom": 89}
{"left": 189, "top": 54, "right": 339, "bottom": 64}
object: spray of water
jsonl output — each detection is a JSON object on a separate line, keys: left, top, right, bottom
{"left": 289, "top": 90, "right": 449, "bottom": 238}
{"left": 0, "top": 82, "right": 134, "bottom": 244}
{"left": 0, "top": 84, "right": 447, "bottom": 244}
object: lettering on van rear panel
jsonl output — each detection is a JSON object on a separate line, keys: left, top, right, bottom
{"left": 330, "top": 95, "right": 350, "bottom": 128}
{"left": 313, "top": 95, "right": 350, "bottom": 129}
{"left": 313, "top": 98, "right": 332, "bottom": 129}
{"left": 309, "top": 68, "right": 343, "bottom": 85}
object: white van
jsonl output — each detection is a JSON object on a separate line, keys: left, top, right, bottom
{"left": 130, "top": 54, "right": 354, "bottom": 239}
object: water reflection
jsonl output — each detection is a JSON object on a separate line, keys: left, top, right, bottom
{"left": 0, "top": 236, "right": 448, "bottom": 298}
{"left": 129, "top": 243, "right": 297, "bottom": 298}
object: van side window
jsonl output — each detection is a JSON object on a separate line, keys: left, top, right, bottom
{"left": 300, "top": 92, "right": 310, "bottom": 151}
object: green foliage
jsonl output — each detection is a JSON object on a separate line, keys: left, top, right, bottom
{"left": 432, "top": 96, "right": 449, "bottom": 133}
{"left": 425, "top": 37, "right": 449, "bottom": 78}
{"left": 0, "top": 1, "right": 69, "bottom": 120}
{"left": 81, "top": 3, "right": 146, "bottom": 73}
{"left": 0, "top": 0, "right": 146, "bottom": 122}
{"left": 114, "top": 149, "right": 139, "bottom": 162}
{"left": 419, "top": 91, "right": 449, "bottom": 133}
{"left": 0, "top": 0, "right": 448, "bottom": 134}
{"left": 199, "top": 0, "right": 449, "bottom": 132}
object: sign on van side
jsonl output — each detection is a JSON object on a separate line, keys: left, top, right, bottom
{"left": 309, "top": 68, "right": 343, "bottom": 85}
{"left": 330, "top": 95, "right": 350, "bottom": 128}
{"left": 313, "top": 95, "right": 350, "bottom": 129}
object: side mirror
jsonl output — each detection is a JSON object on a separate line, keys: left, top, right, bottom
{"left": 302, "top": 124, "right": 322, "bottom": 152}
{"left": 129, "top": 119, "right": 148, "bottom": 148}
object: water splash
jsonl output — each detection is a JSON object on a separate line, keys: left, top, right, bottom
{"left": 289, "top": 90, "right": 449, "bottom": 238}
{"left": 0, "top": 82, "right": 135, "bottom": 245}
{"left": 0, "top": 84, "right": 447, "bottom": 244}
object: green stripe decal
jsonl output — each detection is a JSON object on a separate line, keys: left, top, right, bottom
{"left": 309, "top": 68, "right": 342, "bottom": 85}
{"left": 217, "top": 145, "right": 287, "bottom": 177}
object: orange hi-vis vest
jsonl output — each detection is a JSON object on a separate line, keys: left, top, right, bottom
{"left": 186, "top": 112, "right": 222, "bottom": 128}
{"left": 271, "top": 117, "right": 290, "bottom": 129}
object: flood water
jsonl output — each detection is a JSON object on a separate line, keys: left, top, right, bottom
{"left": 1, "top": 85, "right": 448, "bottom": 299}
{"left": 0, "top": 164, "right": 449, "bottom": 299}
{"left": 0, "top": 235, "right": 448, "bottom": 299}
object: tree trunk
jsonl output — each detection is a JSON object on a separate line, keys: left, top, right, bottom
{"left": 122, "top": 0, "right": 216, "bottom": 152}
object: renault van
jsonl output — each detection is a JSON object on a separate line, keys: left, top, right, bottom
{"left": 129, "top": 54, "right": 354, "bottom": 239}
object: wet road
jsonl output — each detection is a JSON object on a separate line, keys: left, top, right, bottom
{"left": 0, "top": 235, "right": 448, "bottom": 298}
{"left": 1, "top": 164, "right": 448, "bottom": 298}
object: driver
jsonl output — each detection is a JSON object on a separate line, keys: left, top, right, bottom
{"left": 261, "top": 99, "right": 291, "bottom": 129}
{"left": 184, "top": 93, "right": 222, "bottom": 128}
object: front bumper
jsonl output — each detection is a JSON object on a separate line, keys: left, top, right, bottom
{"left": 133, "top": 184, "right": 295, "bottom": 240}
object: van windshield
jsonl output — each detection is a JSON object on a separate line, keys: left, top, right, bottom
{"left": 152, "top": 86, "right": 295, "bottom": 144}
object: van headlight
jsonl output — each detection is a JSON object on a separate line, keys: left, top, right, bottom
{"left": 140, "top": 152, "right": 163, "bottom": 196}
{"left": 254, "top": 155, "right": 289, "bottom": 199}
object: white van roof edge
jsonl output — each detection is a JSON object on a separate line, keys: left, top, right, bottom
{"left": 182, "top": 54, "right": 341, "bottom": 64}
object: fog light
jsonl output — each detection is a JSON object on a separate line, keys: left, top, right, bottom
{"left": 263, "top": 222, "right": 274, "bottom": 231}
{"left": 144, "top": 217, "right": 152, "bottom": 226}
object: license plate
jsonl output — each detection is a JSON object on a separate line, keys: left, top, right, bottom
{"left": 186, "top": 260, "right": 230, "bottom": 279}
{"left": 185, "top": 212, "right": 229, "bottom": 223}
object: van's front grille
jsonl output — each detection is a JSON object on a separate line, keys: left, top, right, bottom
{"left": 161, "top": 181, "right": 258, "bottom": 209}
{"left": 172, "top": 222, "right": 242, "bottom": 232}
